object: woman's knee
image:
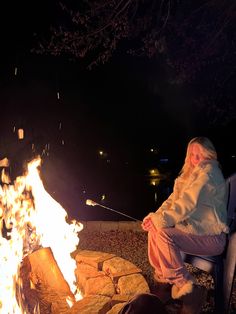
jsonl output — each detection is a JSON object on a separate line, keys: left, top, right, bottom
{"left": 155, "top": 227, "right": 173, "bottom": 238}
{"left": 149, "top": 228, "right": 176, "bottom": 246}
{"left": 154, "top": 228, "right": 180, "bottom": 247}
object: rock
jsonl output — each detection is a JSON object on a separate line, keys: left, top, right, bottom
{"left": 84, "top": 275, "right": 115, "bottom": 297}
{"left": 111, "top": 294, "right": 130, "bottom": 306}
{"left": 75, "top": 250, "right": 115, "bottom": 269}
{"left": 102, "top": 256, "right": 142, "bottom": 279}
{"left": 75, "top": 262, "right": 103, "bottom": 292}
{"left": 65, "top": 295, "right": 111, "bottom": 314}
{"left": 117, "top": 273, "right": 150, "bottom": 295}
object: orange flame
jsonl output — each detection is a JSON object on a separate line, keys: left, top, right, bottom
{"left": 0, "top": 157, "right": 83, "bottom": 312}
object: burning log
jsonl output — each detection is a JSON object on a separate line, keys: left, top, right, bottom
{"left": 21, "top": 247, "right": 75, "bottom": 313}
{"left": 26, "top": 247, "right": 75, "bottom": 299}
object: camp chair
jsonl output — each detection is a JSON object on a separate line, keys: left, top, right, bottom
{"left": 182, "top": 172, "right": 236, "bottom": 314}
{"left": 223, "top": 172, "right": 236, "bottom": 313}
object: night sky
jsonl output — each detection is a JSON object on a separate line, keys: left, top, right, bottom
{"left": 0, "top": 1, "right": 236, "bottom": 221}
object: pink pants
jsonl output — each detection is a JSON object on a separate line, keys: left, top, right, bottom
{"left": 148, "top": 227, "right": 226, "bottom": 287}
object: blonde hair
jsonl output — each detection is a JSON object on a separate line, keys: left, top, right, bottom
{"left": 180, "top": 137, "right": 217, "bottom": 178}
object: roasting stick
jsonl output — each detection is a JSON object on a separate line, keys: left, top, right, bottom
{"left": 86, "top": 199, "right": 141, "bottom": 222}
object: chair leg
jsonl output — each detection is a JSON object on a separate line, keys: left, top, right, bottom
{"left": 213, "top": 258, "right": 224, "bottom": 314}
{"left": 224, "top": 233, "right": 236, "bottom": 313}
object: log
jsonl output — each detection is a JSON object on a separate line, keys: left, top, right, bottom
{"left": 25, "top": 247, "right": 75, "bottom": 301}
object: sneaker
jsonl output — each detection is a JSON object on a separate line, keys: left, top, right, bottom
{"left": 171, "top": 280, "right": 194, "bottom": 299}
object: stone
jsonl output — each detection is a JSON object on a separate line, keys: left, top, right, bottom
{"left": 117, "top": 273, "right": 150, "bottom": 295}
{"left": 84, "top": 275, "right": 116, "bottom": 297}
{"left": 75, "top": 250, "right": 115, "bottom": 269}
{"left": 111, "top": 294, "right": 131, "bottom": 306}
{"left": 75, "top": 263, "right": 103, "bottom": 292}
{"left": 66, "top": 295, "right": 111, "bottom": 314}
{"left": 102, "top": 256, "right": 142, "bottom": 279}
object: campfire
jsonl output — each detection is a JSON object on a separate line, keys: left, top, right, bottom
{"left": 0, "top": 157, "right": 83, "bottom": 313}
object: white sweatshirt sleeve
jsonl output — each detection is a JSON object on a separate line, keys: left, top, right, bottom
{"left": 149, "top": 168, "right": 210, "bottom": 229}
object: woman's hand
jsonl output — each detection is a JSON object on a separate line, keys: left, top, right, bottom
{"left": 142, "top": 217, "right": 156, "bottom": 232}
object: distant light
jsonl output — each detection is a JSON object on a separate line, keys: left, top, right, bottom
{"left": 148, "top": 168, "right": 161, "bottom": 186}
{"left": 150, "top": 148, "right": 158, "bottom": 154}
{"left": 101, "top": 194, "right": 106, "bottom": 201}
{"left": 99, "top": 150, "right": 108, "bottom": 157}
{"left": 160, "top": 158, "right": 169, "bottom": 163}
{"left": 149, "top": 169, "right": 159, "bottom": 176}
{"left": 18, "top": 128, "right": 24, "bottom": 140}
{"left": 231, "top": 155, "right": 236, "bottom": 158}
{"left": 14, "top": 67, "right": 18, "bottom": 76}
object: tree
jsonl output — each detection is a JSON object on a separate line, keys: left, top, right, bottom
{"left": 34, "top": 0, "right": 236, "bottom": 125}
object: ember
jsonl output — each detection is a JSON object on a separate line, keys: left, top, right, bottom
{"left": 0, "top": 157, "right": 83, "bottom": 313}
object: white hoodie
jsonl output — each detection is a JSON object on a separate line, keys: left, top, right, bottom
{"left": 145, "top": 160, "right": 229, "bottom": 235}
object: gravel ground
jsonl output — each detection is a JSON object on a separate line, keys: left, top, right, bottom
{"left": 77, "top": 229, "right": 236, "bottom": 314}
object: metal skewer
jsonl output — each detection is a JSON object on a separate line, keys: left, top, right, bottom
{"left": 86, "top": 199, "right": 141, "bottom": 222}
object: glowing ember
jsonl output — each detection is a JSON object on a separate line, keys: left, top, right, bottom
{"left": 0, "top": 156, "right": 83, "bottom": 313}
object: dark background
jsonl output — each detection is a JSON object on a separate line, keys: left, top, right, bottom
{"left": 0, "top": 1, "right": 235, "bottom": 222}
